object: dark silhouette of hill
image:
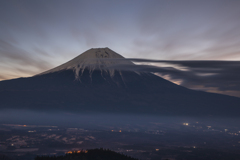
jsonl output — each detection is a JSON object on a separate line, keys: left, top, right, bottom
{"left": 0, "top": 48, "right": 240, "bottom": 117}
{"left": 35, "top": 148, "right": 138, "bottom": 160}
{"left": 0, "top": 154, "right": 12, "bottom": 160}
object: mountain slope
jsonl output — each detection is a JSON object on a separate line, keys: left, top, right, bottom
{"left": 0, "top": 48, "right": 239, "bottom": 117}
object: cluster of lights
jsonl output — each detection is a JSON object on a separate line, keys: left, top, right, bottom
{"left": 66, "top": 150, "right": 88, "bottom": 154}
{"left": 111, "top": 130, "right": 122, "bottom": 132}
{"left": 228, "top": 132, "right": 238, "bottom": 136}
{"left": 183, "top": 123, "right": 189, "bottom": 126}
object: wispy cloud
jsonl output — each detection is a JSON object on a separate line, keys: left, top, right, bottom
{"left": 0, "top": 38, "right": 53, "bottom": 78}
{"left": 105, "top": 59, "right": 240, "bottom": 97}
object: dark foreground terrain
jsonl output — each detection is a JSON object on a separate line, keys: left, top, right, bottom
{"left": 35, "top": 148, "right": 138, "bottom": 160}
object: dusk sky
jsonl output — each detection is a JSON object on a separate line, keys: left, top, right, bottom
{"left": 1, "top": 0, "right": 240, "bottom": 96}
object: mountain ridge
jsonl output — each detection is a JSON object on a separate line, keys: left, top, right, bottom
{"left": 0, "top": 48, "right": 240, "bottom": 117}
{"left": 37, "top": 48, "right": 134, "bottom": 79}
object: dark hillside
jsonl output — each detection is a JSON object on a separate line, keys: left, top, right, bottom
{"left": 35, "top": 148, "right": 138, "bottom": 160}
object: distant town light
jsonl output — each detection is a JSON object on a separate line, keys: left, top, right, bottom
{"left": 183, "top": 123, "right": 189, "bottom": 126}
{"left": 66, "top": 150, "right": 88, "bottom": 154}
{"left": 119, "top": 130, "right": 122, "bottom": 132}
{"left": 156, "top": 149, "right": 159, "bottom": 151}
{"left": 225, "top": 129, "right": 228, "bottom": 132}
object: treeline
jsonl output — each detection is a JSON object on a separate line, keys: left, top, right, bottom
{"left": 35, "top": 148, "right": 138, "bottom": 160}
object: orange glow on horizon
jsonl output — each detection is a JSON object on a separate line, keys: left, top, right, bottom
{"left": 66, "top": 150, "right": 88, "bottom": 154}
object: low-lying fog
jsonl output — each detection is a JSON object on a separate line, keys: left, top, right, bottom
{"left": 1, "top": 109, "right": 240, "bottom": 128}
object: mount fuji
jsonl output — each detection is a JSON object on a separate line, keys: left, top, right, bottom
{"left": 0, "top": 48, "right": 240, "bottom": 117}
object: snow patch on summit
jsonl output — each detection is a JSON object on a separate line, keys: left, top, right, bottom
{"left": 37, "top": 48, "right": 134, "bottom": 79}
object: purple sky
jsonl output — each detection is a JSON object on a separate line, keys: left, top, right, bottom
{"left": 0, "top": 0, "right": 240, "bottom": 96}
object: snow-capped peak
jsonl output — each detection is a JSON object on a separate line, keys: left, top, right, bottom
{"left": 37, "top": 48, "right": 133, "bottom": 79}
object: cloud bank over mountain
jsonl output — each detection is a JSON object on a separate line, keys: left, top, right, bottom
{"left": 105, "top": 59, "right": 240, "bottom": 97}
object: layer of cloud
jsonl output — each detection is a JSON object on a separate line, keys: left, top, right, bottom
{"left": 105, "top": 59, "right": 240, "bottom": 97}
